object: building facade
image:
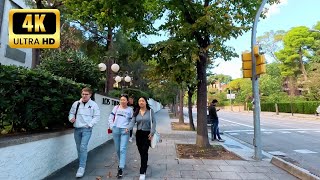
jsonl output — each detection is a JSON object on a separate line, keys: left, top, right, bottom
{"left": 0, "top": 0, "right": 33, "bottom": 68}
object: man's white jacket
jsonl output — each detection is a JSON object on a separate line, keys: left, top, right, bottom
{"left": 68, "top": 99, "right": 100, "bottom": 128}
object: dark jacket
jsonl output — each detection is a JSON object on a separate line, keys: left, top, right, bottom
{"left": 208, "top": 104, "right": 218, "bottom": 123}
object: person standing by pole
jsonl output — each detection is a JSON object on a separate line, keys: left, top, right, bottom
{"left": 208, "top": 99, "right": 225, "bottom": 142}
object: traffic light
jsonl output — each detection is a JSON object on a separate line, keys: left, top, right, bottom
{"left": 256, "top": 54, "right": 266, "bottom": 75}
{"left": 241, "top": 45, "right": 267, "bottom": 78}
{"left": 242, "top": 51, "right": 252, "bottom": 78}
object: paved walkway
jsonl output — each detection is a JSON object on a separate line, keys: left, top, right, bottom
{"left": 45, "top": 108, "right": 297, "bottom": 180}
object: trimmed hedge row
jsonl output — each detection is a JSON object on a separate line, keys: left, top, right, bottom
{"left": 260, "top": 101, "right": 320, "bottom": 114}
{"left": 0, "top": 65, "right": 88, "bottom": 132}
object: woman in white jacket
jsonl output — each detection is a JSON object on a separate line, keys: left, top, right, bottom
{"left": 108, "top": 94, "right": 133, "bottom": 179}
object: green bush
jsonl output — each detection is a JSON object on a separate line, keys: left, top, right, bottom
{"left": 0, "top": 65, "right": 88, "bottom": 132}
{"left": 260, "top": 101, "right": 320, "bottom": 114}
{"left": 38, "top": 49, "right": 102, "bottom": 90}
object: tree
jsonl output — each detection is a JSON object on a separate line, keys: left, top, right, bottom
{"left": 228, "top": 78, "right": 252, "bottom": 103}
{"left": 276, "top": 26, "right": 314, "bottom": 81}
{"left": 158, "top": 0, "right": 279, "bottom": 147}
{"left": 257, "top": 30, "right": 285, "bottom": 62}
{"left": 149, "top": 39, "right": 198, "bottom": 125}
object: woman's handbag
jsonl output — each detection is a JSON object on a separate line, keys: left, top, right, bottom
{"left": 149, "top": 110, "right": 161, "bottom": 148}
{"left": 108, "top": 105, "right": 119, "bottom": 134}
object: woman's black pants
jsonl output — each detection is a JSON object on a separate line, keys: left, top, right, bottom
{"left": 136, "top": 130, "right": 150, "bottom": 174}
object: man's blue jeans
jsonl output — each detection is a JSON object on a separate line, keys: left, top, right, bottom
{"left": 74, "top": 127, "right": 92, "bottom": 168}
{"left": 211, "top": 121, "right": 221, "bottom": 140}
{"left": 112, "top": 127, "right": 129, "bottom": 169}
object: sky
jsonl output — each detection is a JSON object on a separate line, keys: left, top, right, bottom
{"left": 139, "top": 0, "right": 320, "bottom": 79}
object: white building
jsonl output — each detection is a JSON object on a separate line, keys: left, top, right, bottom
{"left": 0, "top": 0, "right": 33, "bottom": 68}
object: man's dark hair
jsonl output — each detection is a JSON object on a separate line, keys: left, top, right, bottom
{"left": 212, "top": 99, "right": 218, "bottom": 103}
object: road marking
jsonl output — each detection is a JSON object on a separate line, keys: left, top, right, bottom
{"left": 297, "top": 131, "right": 306, "bottom": 133}
{"left": 269, "top": 151, "right": 287, "bottom": 156}
{"left": 246, "top": 132, "right": 254, "bottom": 134}
{"left": 263, "top": 132, "right": 273, "bottom": 134}
{"left": 224, "top": 129, "right": 320, "bottom": 133}
{"left": 294, "top": 149, "right": 318, "bottom": 154}
{"left": 315, "top": 131, "right": 320, "bottom": 133}
{"left": 280, "top": 131, "right": 291, "bottom": 134}
{"left": 219, "top": 118, "right": 254, "bottom": 128}
{"left": 229, "top": 133, "right": 239, "bottom": 136}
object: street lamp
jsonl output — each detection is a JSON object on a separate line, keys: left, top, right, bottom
{"left": 98, "top": 60, "right": 121, "bottom": 94}
{"left": 114, "top": 71, "right": 133, "bottom": 91}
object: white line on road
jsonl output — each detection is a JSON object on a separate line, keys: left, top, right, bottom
{"left": 294, "top": 149, "right": 318, "bottom": 154}
{"left": 229, "top": 133, "right": 239, "bottom": 136}
{"left": 297, "top": 131, "right": 306, "bottom": 133}
{"left": 219, "top": 118, "right": 254, "bottom": 128}
{"left": 280, "top": 131, "right": 292, "bottom": 134}
{"left": 224, "top": 129, "right": 320, "bottom": 133}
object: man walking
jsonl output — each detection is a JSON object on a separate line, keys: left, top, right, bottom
{"left": 69, "top": 87, "right": 100, "bottom": 178}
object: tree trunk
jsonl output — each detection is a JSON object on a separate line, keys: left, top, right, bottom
{"left": 105, "top": 27, "right": 114, "bottom": 94}
{"left": 175, "top": 94, "right": 179, "bottom": 118}
{"left": 196, "top": 51, "right": 210, "bottom": 147}
{"left": 179, "top": 89, "right": 184, "bottom": 123}
{"left": 32, "top": 49, "right": 41, "bottom": 68}
{"left": 188, "top": 89, "right": 195, "bottom": 131}
{"left": 299, "top": 48, "right": 308, "bottom": 81}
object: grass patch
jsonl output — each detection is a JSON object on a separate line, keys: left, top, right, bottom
{"left": 176, "top": 144, "right": 242, "bottom": 160}
{"left": 171, "top": 122, "right": 195, "bottom": 131}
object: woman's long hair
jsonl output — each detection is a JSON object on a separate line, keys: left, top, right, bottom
{"left": 133, "top": 96, "right": 151, "bottom": 117}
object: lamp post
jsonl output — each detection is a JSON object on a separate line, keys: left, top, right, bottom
{"left": 114, "top": 71, "right": 133, "bottom": 92}
{"left": 98, "top": 61, "right": 120, "bottom": 94}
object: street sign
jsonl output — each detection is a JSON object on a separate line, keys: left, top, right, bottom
{"left": 226, "top": 94, "right": 235, "bottom": 99}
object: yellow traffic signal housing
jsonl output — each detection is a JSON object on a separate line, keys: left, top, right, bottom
{"left": 242, "top": 61, "right": 252, "bottom": 70}
{"left": 256, "top": 64, "right": 266, "bottom": 75}
{"left": 242, "top": 51, "right": 251, "bottom": 61}
{"left": 242, "top": 51, "right": 252, "bottom": 78}
{"left": 256, "top": 54, "right": 266, "bottom": 65}
{"left": 243, "top": 69, "right": 252, "bottom": 78}
{"left": 253, "top": 45, "right": 259, "bottom": 56}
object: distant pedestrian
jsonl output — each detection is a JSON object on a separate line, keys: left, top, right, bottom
{"left": 128, "top": 96, "right": 137, "bottom": 142}
{"left": 127, "top": 97, "right": 156, "bottom": 180}
{"left": 68, "top": 87, "right": 100, "bottom": 178}
{"left": 108, "top": 94, "right": 133, "bottom": 179}
{"left": 208, "top": 99, "right": 225, "bottom": 142}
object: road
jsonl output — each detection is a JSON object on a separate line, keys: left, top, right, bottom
{"left": 183, "top": 108, "right": 320, "bottom": 177}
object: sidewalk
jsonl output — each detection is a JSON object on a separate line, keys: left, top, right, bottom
{"left": 45, "top": 108, "right": 297, "bottom": 180}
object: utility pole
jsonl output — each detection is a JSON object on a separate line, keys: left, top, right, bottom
{"left": 251, "top": 0, "right": 267, "bottom": 160}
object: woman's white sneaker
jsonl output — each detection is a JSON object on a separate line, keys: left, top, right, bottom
{"left": 139, "top": 174, "right": 145, "bottom": 180}
{"left": 76, "top": 167, "right": 85, "bottom": 178}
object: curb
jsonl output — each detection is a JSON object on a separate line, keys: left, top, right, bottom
{"left": 271, "top": 156, "right": 320, "bottom": 180}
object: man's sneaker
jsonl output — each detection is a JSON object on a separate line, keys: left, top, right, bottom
{"left": 75, "top": 167, "right": 85, "bottom": 178}
{"left": 129, "top": 137, "right": 133, "bottom": 142}
{"left": 116, "top": 168, "right": 123, "bottom": 179}
{"left": 217, "top": 139, "right": 225, "bottom": 142}
{"left": 139, "top": 174, "right": 146, "bottom": 180}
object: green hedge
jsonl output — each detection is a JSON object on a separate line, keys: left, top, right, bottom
{"left": 259, "top": 101, "right": 320, "bottom": 114}
{"left": 0, "top": 65, "right": 88, "bottom": 132}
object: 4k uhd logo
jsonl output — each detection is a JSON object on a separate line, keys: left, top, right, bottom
{"left": 9, "top": 9, "right": 60, "bottom": 48}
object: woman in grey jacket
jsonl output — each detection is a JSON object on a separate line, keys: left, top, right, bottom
{"left": 127, "top": 97, "right": 156, "bottom": 180}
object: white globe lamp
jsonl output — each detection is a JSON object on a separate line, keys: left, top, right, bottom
{"left": 111, "top": 63, "right": 120, "bottom": 73}
{"left": 98, "top": 63, "right": 107, "bottom": 71}
{"left": 115, "top": 75, "right": 122, "bottom": 83}
{"left": 124, "top": 75, "right": 131, "bottom": 82}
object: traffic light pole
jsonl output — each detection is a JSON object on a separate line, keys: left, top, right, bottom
{"left": 251, "top": 0, "right": 267, "bottom": 160}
